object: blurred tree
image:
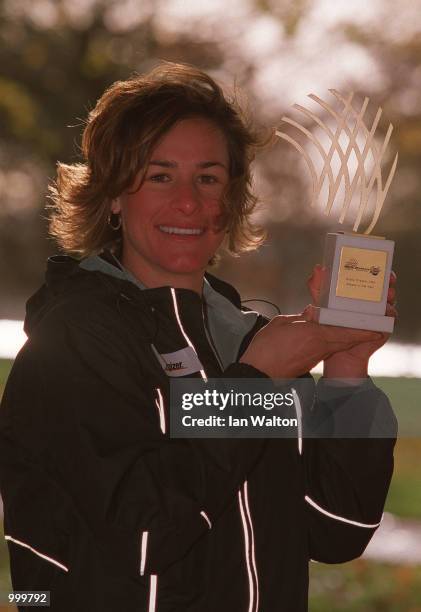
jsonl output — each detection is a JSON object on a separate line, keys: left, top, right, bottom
{"left": 0, "top": 0, "right": 225, "bottom": 317}
{"left": 0, "top": 0, "right": 419, "bottom": 343}
{"left": 334, "top": 16, "right": 421, "bottom": 341}
{"left": 220, "top": 3, "right": 421, "bottom": 342}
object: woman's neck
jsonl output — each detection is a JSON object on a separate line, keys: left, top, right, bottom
{"left": 120, "top": 253, "right": 204, "bottom": 295}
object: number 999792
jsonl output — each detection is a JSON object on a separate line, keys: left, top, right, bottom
{"left": 7, "top": 591, "right": 50, "bottom": 606}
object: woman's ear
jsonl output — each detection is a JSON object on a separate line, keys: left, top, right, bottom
{"left": 111, "top": 197, "right": 121, "bottom": 213}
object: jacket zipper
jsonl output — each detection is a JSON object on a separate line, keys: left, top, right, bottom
{"left": 202, "top": 300, "right": 260, "bottom": 610}
{"left": 201, "top": 302, "right": 225, "bottom": 372}
{"left": 170, "top": 288, "right": 207, "bottom": 382}
{"left": 172, "top": 288, "right": 260, "bottom": 612}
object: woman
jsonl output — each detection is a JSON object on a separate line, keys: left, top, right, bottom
{"left": 0, "top": 63, "right": 397, "bottom": 611}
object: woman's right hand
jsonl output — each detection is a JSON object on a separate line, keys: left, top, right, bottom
{"left": 239, "top": 316, "right": 383, "bottom": 379}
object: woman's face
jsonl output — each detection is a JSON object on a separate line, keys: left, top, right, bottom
{"left": 112, "top": 117, "right": 230, "bottom": 292}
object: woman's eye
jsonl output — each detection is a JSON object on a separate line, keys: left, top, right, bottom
{"left": 148, "top": 173, "right": 171, "bottom": 183}
{"left": 198, "top": 174, "right": 218, "bottom": 185}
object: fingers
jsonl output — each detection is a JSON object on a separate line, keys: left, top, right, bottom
{"left": 274, "top": 314, "right": 307, "bottom": 325}
{"left": 387, "top": 286, "right": 396, "bottom": 304}
{"left": 302, "top": 304, "right": 318, "bottom": 322}
{"left": 307, "top": 264, "right": 325, "bottom": 306}
{"left": 386, "top": 303, "right": 398, "bottom": 319}
{"left": 388, "top": 271, "right": 397, "bottom": 304}
{"left": 275, "top": 305, "right": 318, "bottom": 324}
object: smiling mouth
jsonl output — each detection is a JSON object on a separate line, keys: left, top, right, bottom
{"left": 158, "top": 226, "right": 205, "bottom": 235}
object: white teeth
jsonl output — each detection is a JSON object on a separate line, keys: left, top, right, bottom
{"left": 159, "top": 226, "right": 203, "bottom": 235}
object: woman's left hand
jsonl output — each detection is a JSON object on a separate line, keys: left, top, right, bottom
{"left": 306, "top": 264, "right": 398, "bottom": 379}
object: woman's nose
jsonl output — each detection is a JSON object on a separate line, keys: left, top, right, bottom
{"left": 170, "top": 182, "right": 201, "bottom": 214}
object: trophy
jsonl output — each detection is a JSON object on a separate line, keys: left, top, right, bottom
{"left": 276, "top": 90, "right": 398, "bottom": 332}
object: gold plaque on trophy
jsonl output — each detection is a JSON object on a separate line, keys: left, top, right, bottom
{"left": 336, "top": 246, "right": 387, "bottom": 302}
{"left": 276, "top": 90, "right": 398, "bottom": 332}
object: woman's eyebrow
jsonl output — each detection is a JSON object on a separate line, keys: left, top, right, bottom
{"left": 149, "top": 160, "right": 227, "bottom": 170}
{"left": 198, "top": 161, "right": 228, "bottom": 170}
{"left": 149, "top": 160, "right": 177, "bottom": 168}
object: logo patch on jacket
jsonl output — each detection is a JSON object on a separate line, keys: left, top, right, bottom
{"left": 151, "top": 345, "right": 204, "bottom": 377}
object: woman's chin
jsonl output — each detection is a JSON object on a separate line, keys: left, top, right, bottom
{"left": 157, "top": 253, "right": 210, "bottom": 275}
{"left": 162, "top": 262, "right": 206, "bottom": 277}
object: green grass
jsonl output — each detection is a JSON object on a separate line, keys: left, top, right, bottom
{"left": 0, "top": 360, "right": 12, "bottom": 380}
{"left": 374, "top": 377, "right": 421, "bottom": 437}
{"left": 0, "top": 523, "right": 12, "bottom": 604}
{"left": 309, "top": 559, "right": 421, "bottom": 611}
{"left": 0, "top": 361, "right": 12, "bottom": 397}
{"left": 0, "top": 363, "right": 15, "bottom": 602}
{"left": 371, "top": 377, "right": 421, "bottom": 519}
{"left": 385, "top": 437, "right": 421, "bottom": 518}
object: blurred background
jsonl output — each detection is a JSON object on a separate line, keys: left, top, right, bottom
{"left": 0, "top": 0, "right": 420, "bottom": 609}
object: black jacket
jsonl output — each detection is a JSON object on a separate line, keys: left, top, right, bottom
{"left": 0, "top": 253, "right": 397, "bottom": 611}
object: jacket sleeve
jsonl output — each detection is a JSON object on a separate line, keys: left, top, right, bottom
{"left": 302, "top": 377, "right": 397, "bottom": 563}
{"left": 0, "top": 315, "right": 266, "bottom": 580}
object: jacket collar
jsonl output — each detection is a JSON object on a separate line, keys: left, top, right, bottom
{"left": 34, "top": 251, "right": 259, "bottom": 370}
{"left": 79, "top": 251, "right": 259, "bottom": 370}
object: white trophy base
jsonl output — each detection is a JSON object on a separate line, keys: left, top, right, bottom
{"left": 316, "top": 307, "right": 395, "bottom": 333}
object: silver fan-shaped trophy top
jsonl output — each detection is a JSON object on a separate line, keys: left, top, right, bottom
{"left": 275, "top": 89, "right": 398, "bottom": 235}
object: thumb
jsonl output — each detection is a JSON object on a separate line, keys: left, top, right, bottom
{"left": 302, "top": 304, "right": 318, "bottom": 322}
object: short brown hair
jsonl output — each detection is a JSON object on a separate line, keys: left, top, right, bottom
{"left": 48, "top": 62, "right": 266, "bottom": 259}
